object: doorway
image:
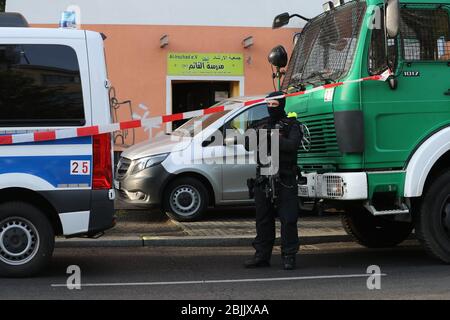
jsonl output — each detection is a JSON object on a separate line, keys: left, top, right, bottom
{"left": 168, "top": 78, "right": 243, "bottom": 131}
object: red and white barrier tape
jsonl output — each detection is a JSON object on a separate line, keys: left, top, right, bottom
{"left": 0, "top": 70, "right": 391, "bottom": 145}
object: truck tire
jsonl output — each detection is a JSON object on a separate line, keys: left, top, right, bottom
{"left": 341, "top": 208, "right": 413, "bottom": 248}
{"left": 0, "top": 202, "right": 55, "bottom": 278}
{"left": 415, "top": 170, "right": 450, "bottom": 263}
{"left": 163, "top": 177, "right": 209, "bottom": 222}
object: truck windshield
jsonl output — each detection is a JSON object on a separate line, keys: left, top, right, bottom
{"left": 282, "top": 1, "right": 366, "bottom": 91}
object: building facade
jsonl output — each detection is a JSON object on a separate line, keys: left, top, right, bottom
{"left": 6, "top": 0, "right": 321, "bottom": 148}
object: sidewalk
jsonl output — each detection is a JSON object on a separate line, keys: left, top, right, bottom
{"left": 56, "top": 207, "right": 351, "bottom": 248}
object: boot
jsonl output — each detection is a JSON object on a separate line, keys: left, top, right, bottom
{"left": 244, "top": 256, "right": 270, "bottom": 268}
{"left": 282, "top": 255, "right": 296, "bottom": 270}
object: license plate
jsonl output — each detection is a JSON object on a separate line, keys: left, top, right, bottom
{"left": 298, "top": 185, "right": 309, "bottom": 197}
{"left": 114, "top": 180, "right": 120, "bottom": 190}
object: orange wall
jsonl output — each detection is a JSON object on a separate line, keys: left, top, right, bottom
{"left": 38, "top": 24, "right": 296, "bottom": 147}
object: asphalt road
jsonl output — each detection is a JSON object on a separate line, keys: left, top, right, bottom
{"left": 1, "top": 241, "right": 450, "bottom": 300}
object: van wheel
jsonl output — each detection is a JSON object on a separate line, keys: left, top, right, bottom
{"left": 416, "top": 170, "right": 450, "bottom": 263}
{"left": 0, "top": 202, "right": 55, "bottom": 278}
{"left": 163, "top": 177, "right": 209, "bottom": 222}
{"left": 341, "top": 207, "right": 413, "bottom": 248}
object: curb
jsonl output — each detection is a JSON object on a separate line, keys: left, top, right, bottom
{"left": 55, "top": 234, "right": 352, "bottom": 248}
{"left": 55, "top": 237, "right": 143, "bottom": 248}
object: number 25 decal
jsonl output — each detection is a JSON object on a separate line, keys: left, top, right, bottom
{"left": 70, "top": 160, "right": 91, "bottom": 175}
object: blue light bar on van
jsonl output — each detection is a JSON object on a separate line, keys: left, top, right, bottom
{"left": 59, "top": 11, "right": 77, "bottom": 29}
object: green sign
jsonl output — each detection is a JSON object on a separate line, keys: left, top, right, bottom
{"left": 168, "top": 53, "right": 244, "bottom": 76}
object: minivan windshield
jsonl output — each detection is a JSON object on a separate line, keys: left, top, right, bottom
{"left": 282, "top": 1, "right": 366, "bottom": 91}
{"left": 172, "top": 101, "right": 235, "bottom": 137}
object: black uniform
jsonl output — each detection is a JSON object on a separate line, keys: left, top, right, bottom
{"left": 246, "top": 91, "right": 303, "bottom": 269}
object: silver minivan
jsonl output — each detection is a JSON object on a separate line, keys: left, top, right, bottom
{"left": 115, "top": 96, "right": 269, "bottom": 221}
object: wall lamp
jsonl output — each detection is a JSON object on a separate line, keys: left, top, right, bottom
{"left": 160, "top": 34, "right": 169, "bottom": 48}
{"left": 242, "top": 36, "right": 254, "bottom": 49}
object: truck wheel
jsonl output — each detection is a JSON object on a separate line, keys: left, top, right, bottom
{"left": 341, "top": 208, "right": 413, "bottom": 248}
{"left": 163, "top": 177, "right": 209, "bottom": 222}
{"left": 0, "top": 202, "right": 55, "bottom": 278}
{"left": 415, "top": 170, "right": 450, "bottom": 263}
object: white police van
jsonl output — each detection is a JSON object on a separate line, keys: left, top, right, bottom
{"left": 0, "top": 13, "right": 115, "bottom": 277}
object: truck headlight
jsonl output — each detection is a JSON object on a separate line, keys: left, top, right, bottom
{"left": 131, "top": 153, "right": 169, "bottom": 175}
{"left": 325, "top": 175, "right": 344, "bottom": 198}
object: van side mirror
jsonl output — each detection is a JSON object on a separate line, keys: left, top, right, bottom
{"left": 273, "top": 12, "right": 291, "bottom": 29}
{"left": 386, "top": 0, "right": 400, "bottom": 38}
{"left": 202, "top": 135, "right": 217, "bottom": 147}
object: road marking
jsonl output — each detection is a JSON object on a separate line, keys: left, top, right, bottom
{"left": 51, "top": 273, "right": 386, "bottom": 288}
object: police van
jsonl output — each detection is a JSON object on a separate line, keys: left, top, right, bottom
{"left": 0, "top": 13, "right": 115, "bottom": 277}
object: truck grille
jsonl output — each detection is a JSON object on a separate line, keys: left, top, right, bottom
{"left": 116, "top": 157, "right": 132, "bottom": 178}
{"left": 299, "top": 113, "right": 340, "bottom": 159}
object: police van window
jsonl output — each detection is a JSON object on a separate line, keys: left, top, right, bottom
{"left": 0, "top": 44, "right": 85, "bottom": 127}
{"left": 247, "top": 104, "right": 269, "bottom": 129}
{"left": 400, "top": 8, "right": 450, "bottom": 61}
{"left": 226, "top": 104, "right": 269, "bottom": 134}
{"left": 368, "top": 8, "right": 398, "bottom": 75}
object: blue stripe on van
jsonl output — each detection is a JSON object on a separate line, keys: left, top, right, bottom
{"left": 0, "top": 155, "right": 92, "bottom": 187}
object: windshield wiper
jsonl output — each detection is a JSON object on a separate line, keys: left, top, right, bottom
{"left": 288, "top": 77, "right": 315, "bottom": 93}
{"left": 303, "top": 71, "right": 336, "bottom": 84}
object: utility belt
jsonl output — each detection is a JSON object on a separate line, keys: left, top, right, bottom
{"left": 255, "top": 164, "right": 300, "bottom": 178}
{"left": 248, "top": 165, "right": 301, "bottom": 201}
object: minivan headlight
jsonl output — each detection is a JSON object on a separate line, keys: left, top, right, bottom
{"left": 131, "top": 153, "right": 169, "bottom": 175}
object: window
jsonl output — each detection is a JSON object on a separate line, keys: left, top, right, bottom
{"left": 368, "top": 8, "right": 398, "bottom": 75}
{"left": 247, "top": 104, "right": 269, "bottom": 129}
{"left": 400, "top": 8, "right": 450, "bottom": 61}
{"left": 0, "top": 44, "right": 85, "bottom": 127}
{"left": 225, "top": 104, "right": 269, "bottom": 134}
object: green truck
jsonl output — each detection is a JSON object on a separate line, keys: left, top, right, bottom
{"left": 271, "top": 0, "right": 450, "bottom": 262}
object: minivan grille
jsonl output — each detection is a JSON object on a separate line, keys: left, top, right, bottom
{"left": 116, "top": 157, "right": 132, "bottom": 178}
{"left": 299, "top": 113, "right": 340, "bottom": 158}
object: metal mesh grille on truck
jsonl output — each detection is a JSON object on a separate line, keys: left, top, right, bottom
{"left": 282, "top": 1, "right": 366, "bottom": 91}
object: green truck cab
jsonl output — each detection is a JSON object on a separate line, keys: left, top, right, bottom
{"left": 273, "top": 0, "right": 450, "bottom": 262}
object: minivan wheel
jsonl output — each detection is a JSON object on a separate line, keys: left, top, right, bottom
{"left": 416, "top": 170, "right": 450, "bottom": 263}
{"left": 0, "top": 202, "right": 55, "bottom": 278}
{"left": 163, "top": 177, "right": 209, "bottom": 222}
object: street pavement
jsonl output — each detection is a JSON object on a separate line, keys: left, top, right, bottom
{"left": 1, "top": 241, "right": 449, "bottom": 300}
{"left": 57, "top": 207, "right": 350, "bottom": 248}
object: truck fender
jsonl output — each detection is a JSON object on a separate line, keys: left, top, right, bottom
{"left": 404, "top": 127, "right": 450, "bottom": 197}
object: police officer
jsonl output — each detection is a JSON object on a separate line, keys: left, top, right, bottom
{"left": 245, "top": 91, "right": 303, "bottom": 270}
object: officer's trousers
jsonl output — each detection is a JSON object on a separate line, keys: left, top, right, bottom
{"left": 253, "top": 175, "right": 299, "bottom": 260}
